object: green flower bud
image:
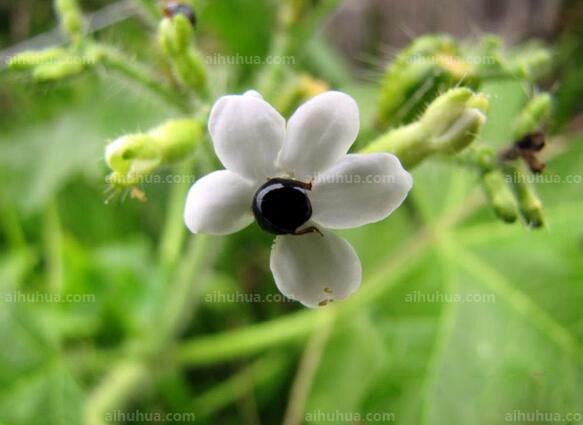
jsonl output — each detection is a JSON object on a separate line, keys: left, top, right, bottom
{"left": 54, "top": 0, "right": 85, "bottom": 41}
{"left": 159, "top": 15, "right": 194, "bottom": 56}
{"left": 158, "top": 18, "right": 176, "bottom": 55}
{"left": 106, "top": 135, "right": 162, "bottom": 187}
{"left": 173, "top": 52, "right": 207, "bottom": 93}
{"left": 105, "top": 119, "right": 203, "bottom": 188}
{"left": 275, "top": 74, "right": 329, "bottom": 117}
{"left": 507, "top": 163, "right": 545, "bottom": 228}
{"left": 421, "top": 88, "right": 487, "bottom": 139}
{"left": 472, "top": 35, "right": 507, "bottom": 78}
{"left": 365, "top": 88, "right": 489, "bottom": 168}
{"left": 31, "top": 61, "right": 85, "bottom": 82}
{"left": 158, "top": 15, "right": 207, "bottom": 94}
{"left": 377, "top": 34, "right": 465, "bottom": 129}
{"left": 512, "top": 93, "right": 552, "bottom": 140}
{"left": 149, "top": 119, "right": 203, "bottom": 162}
{"left": 474, "top": 145, "right": 497, "bottom": 172}
{"left": 481, "top": 169, "right": 519, "bottom": 223}
{"left": 422, "top": 88, "right": 488, "bottom": 160}
{"left": 510, "top": 48, "right": 552, "bottom": 81}
{"left": 7, "top": 47, "right": 69, "bottom": 71}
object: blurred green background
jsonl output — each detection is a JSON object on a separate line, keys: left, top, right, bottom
{"left": 0, "top": 0, "right": 582, "bottom": 424}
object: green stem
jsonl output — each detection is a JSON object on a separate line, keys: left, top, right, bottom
{"left": 258, "top": 30, "right": 290, "bottom": 98}
{"left": 84, "top": 359, "right": 149, "bottom": 425}
{"left": 362, "top": 122, "right": 429, "bottom": 168}
{"left": 0, "top": 193, "right": 26, "bottom": 252}
{"left": 133, "top": 0, "right": 161, "bottom": 23}
{"left": 158, "top": 234, "right": 219, "bottom": 342}
{"left": 282, "top": 312, "right": 335, "bottom": 425}
{"left": 258, "top": 0, "right": 342, "bottom": 98}
{"left": 193, "top": 354, "right": 290, "bottom": 420}
{"left": 43, "top": 200, "right": 64, "bottom": 293}
{"left": 158, "top": 161, "right": 194, "bottom": 268}
{"left": 93, "top": 43, "right": 189, "bottom": 112}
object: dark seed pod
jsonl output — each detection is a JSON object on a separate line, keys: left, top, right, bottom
{"left": 163, "top": 1, "right": 197, "bottom": 27}
{"left": 515, "top": 131, "right": 545, "bottom": 152}
{"left": 501, "top": 131, "right": 547, "bottom": 174}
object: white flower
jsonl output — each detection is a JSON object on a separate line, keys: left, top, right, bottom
{"left": 184, "top": 90, "right": 413, "bottom": 307}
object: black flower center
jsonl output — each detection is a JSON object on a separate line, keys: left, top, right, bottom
{"left": 252, "top": 178, "right": 312, "bottom": 235}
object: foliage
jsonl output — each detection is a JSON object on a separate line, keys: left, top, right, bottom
{"left": 0, "top": 0, "right": 581, "bottom": 424}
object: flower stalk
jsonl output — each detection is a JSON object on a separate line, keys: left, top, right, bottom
{"left": 92, "top": 43, "right": 189, "bottom": 110}
{"left": 159, "top": 14, "right": 208, "bottom": 97}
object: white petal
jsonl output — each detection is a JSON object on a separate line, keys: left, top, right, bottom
{"left": 270, "top": 230, "right": 362, "bottom": 307}
{"left": 278, "top": 91, "right": 360, "bottom": 181}
{"left": 208, "top": 92, "right": 285, "bottom": 181}
{"left": 184, "top": 170, "right": 255, "bottom": 235}
{"left": 310, "top": 153, "right": 413, "bottom": 229}
{"left": 242, "top": 90, "right": 262, "bottom": 98}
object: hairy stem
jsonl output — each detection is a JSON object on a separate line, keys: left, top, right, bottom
{"left": 93, "top": 43, "right": 189, "bottom": 111}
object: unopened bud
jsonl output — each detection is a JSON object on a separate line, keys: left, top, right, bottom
{"left": 421, "top": 88, "right": 488, "bottom": 156}
{"left": 158, "top": 14, "right": 207, "bottom": 93}
{"left": 511, "top": 48, "right": 552, "bottom": 81}
{"left": 377, "top": 35, "right": 462, "bottom": 129}
{"left": 159, "top": 15, "right": 194, "bottom": 56}
{"left": 513, "top": 93, "right": 552, "bottom": 140}
{"left": 508, "top": 164, "right": 545, "bottom": 228}
{"left": 481, "top": 170, "right": 519, "bottom": 223}
{"left": 276, "top": 74, "right": 329, "bottom": 117}
{"left": 32, "top": 61, "right": 85, "bottom": 82}
{"left": 8, "top": 47, "right": 69, "bottom": 71}
{"left": 54, "top": 0, "right": 85, "bottom": 41}
{"left": 365, "top": 88, "right": 489, "bottom": 168}
{"left": 105, "top": 119, "right": 203, "bottom": 188}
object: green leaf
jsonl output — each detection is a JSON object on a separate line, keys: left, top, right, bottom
{"left": 0, "top": 302, "right": 84, "bottom": 425}
{"left": 305, "top": 313, "right": 388, "bottom": 422}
